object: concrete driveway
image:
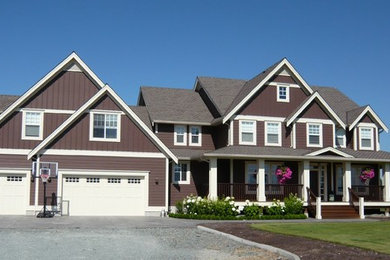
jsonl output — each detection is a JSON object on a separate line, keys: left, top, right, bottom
{"left": 0, "top": 216, "right": 284, "bottom": 260}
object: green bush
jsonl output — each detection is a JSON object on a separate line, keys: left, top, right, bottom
{"left": 243, "top": 202, "right": 261, "bottom": 218}
{"left": 284, "top": 193, "right": 304, "bottom": 215}
{"left": 175, "top": 200, "right": 184, "bottom": 214}
{"left": 178, "top": 195, "right": 240, "bottom": 217}
{"left": 265, "top": 199, "right": 285, "bottom": 215}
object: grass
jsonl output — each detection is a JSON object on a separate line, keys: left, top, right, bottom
{"left": 251, "top": 221, "right": 390, "bottom": 255}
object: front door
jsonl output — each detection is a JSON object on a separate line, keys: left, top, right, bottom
{"left": 245, "top": 162, "right": 257, "bottom": 194}
{"left": 310, "top": 163, "right": 328, "bottom": 201}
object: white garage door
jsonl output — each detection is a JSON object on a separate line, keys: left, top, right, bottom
{"left": 62, "top": 176, "right": 146, "bottom": 216}
{"left": 0, "top": 174, "right": 27, "bottom": 215}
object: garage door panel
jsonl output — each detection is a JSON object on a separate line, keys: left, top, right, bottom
{"left": 0, "top": 175, "right": 27, "bottom": 215}
{"left": 63, "top": 176, "right": 146, "bottom": 216}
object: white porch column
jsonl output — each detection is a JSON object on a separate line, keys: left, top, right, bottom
{"left": 343, "top": 161, "right": 351, "bottom": 202}
{"left": 257, "top": 159, "right": 266, "bottom": 202}
{"left": 384, "top": 163, "right": 390, "bottom": 202}
{"left": 359, "top": 197, "right": 365, "bottom": 219}
{"left": 316, "top": 197, "right": 322, "bottom": 220}
{"left": 208, "top": 158, "right": 218, "bottom": 200}
{"left": 302, "top": 160, "right": 310, "bottom": 202}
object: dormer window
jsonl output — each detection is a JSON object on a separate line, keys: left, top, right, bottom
{"left": 336, "top": 128, "right": 346, "bottom": 148}
{"left": 174, "top": 125, "right": 187, "bottom": 146}
{"left": 90, "top": 112, "right": 121, "bottom": 142}
{"left": 277, "top": 85, "right": 289, "bottom": 102}
{"left": 359, "top": 127, "right": 373, "bottom": 150}
{"left": 22, "top": 110, "right": 43, "bottom": 140}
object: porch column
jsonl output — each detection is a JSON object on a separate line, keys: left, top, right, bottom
{"left": 384, "top": 163, "right": 390, "bottom": 202}
{"left": 257, "top": 159, "right": 266, "bottom": 201}
{"left": 302, "top": 160, "right": 310, "bottom": 202}
{"left": 343, "top": 161, "right": 351, "bottom": 202}
{"left": 208, "top": 158, "right": 218, "bottom": 200}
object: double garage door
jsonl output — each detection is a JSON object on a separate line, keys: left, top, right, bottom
{"left": 0, "top": 174, "right": 27, "bottom": 215}
{"left": 62, "top": 175, "right": 146, "bottom": 216}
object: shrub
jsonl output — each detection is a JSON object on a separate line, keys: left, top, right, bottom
{"left": 179, "top": 195, "right": 240, "bottom": 217}
{"left": 175, "top": 200, "right": 184, "bottom": 214}
{"left": 265, "top": 199, "right": 285, "bottom": 215}
{"left": 284, "top": 193, "right": 304, "bottom": 215}
{"left": 242, "top": 200, "right": 261, "bottom": 218}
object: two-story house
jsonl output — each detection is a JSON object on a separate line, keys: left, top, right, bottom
{"left": 0, "top": 53, "right": 389, "bottom": 218}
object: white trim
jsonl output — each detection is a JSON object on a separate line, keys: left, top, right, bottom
{"left": 0, "top": 149, "right": 30, "bottom": 155}
{"left": 41, "top": 149, "right": 166, "bottom": 158}
{"left": 18, "top": 108, "right": 75, "bottom": 114}
{"left": 172, "top": 161, "right": 190, "bottom": 185}
{"left": 349, "top": 106, "right": 388, "bottom": 132}
{"left": 292, "top": 123, "right": 296, "bottom": 149}
{"left": 174, "top": 125, "right": 187, "bottom": 146}
{"left": 234, "top": 115, "right": 285, "bottom": 122}
{"left": 153, "top": 120, "right": 211, "bottom": 126}
{"left": 286, "top": 92, "right": 346, "bottom": 129}
{"left": 296, "top": 118, "right": 334, "bottom": 125}
{"left": 89, "top": 111, "right": 121, "bottom": 142}
{"left": 306, "top": 123, "right": 323, "bottom": 148}
{"left": 60, "top": 169, "right": 149, "bottom": 176}
{"left": 189, "top": 125, "right": 202, "bottom": 146}
{"left": 239, "top": 120, "right": 257, "bottom": 145}
{"left": 223, "top": 58, "right": 314, "bottom": 124}
{"left": 306, "top": 147, "right": 353, "bottom": 158}
{"left": 264, "top": 121, "right": 282, "bottom": 146}
{"left": 155, "top": 123, "right": 158, "bottom": 134}
{"left": 353, "top": 128, "right": 357, "bottom": 150}
{"left": 229, "top": 120, "right": 233, "bottom": 146}
{"left": 277, "top": 85, "right": 290, "bottom": 102}
{"left": 359, "top": 126, "right": 374, "bottom": 151}
{"left": 165, "top": 158, "right": 169, "bottom": 212}
{"left": 267, "top": 82, "right": 300, "bottom": 88}
{"left": 21, "top": 110, "right": 44, "bottom": 140}
{"left": 0, "top": 52, "right": 105, "bottom": 126}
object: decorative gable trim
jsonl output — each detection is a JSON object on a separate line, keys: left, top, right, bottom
{"left": 222, "top": 58, "right": 313, "bottom": 124}
{"left": 0, "top": 52, "right": 105, "bottom": 125}
{"left": 286, "top": 92, "right": 346, "bottom": 129}
{"left": 349, "top": 106, "right": 388, "bottom": 132}
{"left": 305, "top": 147, "right": 353, "bottom": 158}
{"left": 28, "top": 85, "right": 178, "bottom": 163}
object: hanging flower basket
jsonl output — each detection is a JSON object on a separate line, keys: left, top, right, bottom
{"left": 275, "top": 166, "right": 292, "bottom": 184}
{"left": 360, "top": 168, "right": 375, "bottom": 184}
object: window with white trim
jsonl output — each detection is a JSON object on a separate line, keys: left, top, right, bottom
{"left": 277, "top": 85, "right": 289, "bottom": 102}
{"left": 335, "top": 128, "right": 346, "bottom": 148}
{"left": 90, "top": 112, "right": 120, "bottom": 141}
{"left": 359, "top": 127, "right": 373, "bottom": 150}
{"left": 189, "top": 126, "right": 201, "bottom": 146}
{"left": 174, "top": 125, "right": 187, "bottom": 146}
{"left": 265, "top": 122, "right": 281, "bottom": 146}
{"left": 22, "top": 111, "right": 43, "bottom": 140}
{"left": 307, "top": 123, "right": 322, "bottom": 147}
{"left": 172, "top": 162, "right": 190, "bottom": 184}
{"left": 239, "top": 120, "right": 256, "bottom": 145}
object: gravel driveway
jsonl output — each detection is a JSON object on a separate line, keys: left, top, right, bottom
{"left": 0, "top": 216, "right": 284, "bottom": 260}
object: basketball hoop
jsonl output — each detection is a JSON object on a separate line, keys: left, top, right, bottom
{"left": 40, "top": 168, "right": 51, "bottom": 183}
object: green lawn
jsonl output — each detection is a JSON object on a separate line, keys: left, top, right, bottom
{"left": 251, "top": 221, "right": 390, "bottom": 255}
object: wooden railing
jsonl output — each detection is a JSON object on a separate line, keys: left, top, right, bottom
{"left": 348, "top": 187, "right": 359, "bottom": 213}
{"left": 265, "top": 184, "right": 303, "bottom": 201}
{"left": 351, "top": 185, "right": 384, "bottom": 201}
{"left": 217, "top": 183, "right": 257, "bottom": 201}
{"left": 306, "top": 187, "right": 317, "bottom": 218}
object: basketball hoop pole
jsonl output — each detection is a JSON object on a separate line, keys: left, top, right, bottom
{"left": 37, "top": 168, "right": 53, "bottom": 218}
{"left": 43, "top": 180, "right": 47, "bottom": 217}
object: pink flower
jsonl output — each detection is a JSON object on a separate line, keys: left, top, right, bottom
{"left": 360, "top": 168, "right": 375, "bottom": 183}
{"left": 275, "top": 166, "right": 293, "bottom": 184}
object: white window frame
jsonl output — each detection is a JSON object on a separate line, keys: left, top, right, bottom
{"left": 21, "top": 110, "right": 44, "bottom": 140}
{"left": 239, "top": 120, "right": 256, "bottom": 145}
{"left": 265, "top": 121, "right": 282, "bottom": 146}
{"left": 277, "top": 85, "right": 290, "bottom": 102}
{"left": 359, "top": 126, "right": 374, "bottom": 150}
{"left": 189, "top": 125, "right": 202, "bottom": 146}
{"left": 174, "top": 125, "right": 187, "bottom": 146}
{"left": 89, "top": 111, "right": 121, "bottom": 142}
{"left": 306, "top": 123, "right": 323, "bottom": 148}
{"left": 335, "top": 128, "right": 346, "bottom": 148}
{"left": 172, "top": 161, "right": 190, "bottom": 184}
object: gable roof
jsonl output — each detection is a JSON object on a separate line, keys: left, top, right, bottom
{"left": 348, "top": 105, "right": 388, "bottom": 132}
{"left": 0, "top": 52, "right": 105, "bottom": 125}
{"left": 195, "top": 77, "right": 246, "bottom": 116}
{"left": 28, "top": 85, "right": 178, "bottom": 163}
{"left": 0, "top": 95, "right": 19, "bottom": 112}
{"left": 140, "top": 86, "right": 214, "bottom": 125}
{"left": 222, "top": 58, "right": 314, "bottom": 123}
{"left": 305, "top": 147, "right": 353, "bottom": 158}
{"left": 286, "top": 91, "right": 346, "bottom": 128}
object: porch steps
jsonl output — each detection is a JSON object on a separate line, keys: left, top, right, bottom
{"left": 321, "top": 205, "right": 360, "bottom": 219}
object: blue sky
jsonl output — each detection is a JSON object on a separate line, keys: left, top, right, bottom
{"left": 1, "top": 1, "right": 390, "bottom": 150}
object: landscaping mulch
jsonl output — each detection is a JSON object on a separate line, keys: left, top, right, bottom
{"left": 201, "top": 222, "right": 390, "bottom": 260}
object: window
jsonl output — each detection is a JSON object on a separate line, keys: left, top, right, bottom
{"left": 172, "top": 162, "right": 190, "bottom": 184}
{"left": 359, "top": 127, "right": 373, "bottom": 150}
{"left": 174, "top": 125, "right": 187, "bottom": 145}
{"left": 277, "top": 85, "right": 289, "bottom": 102}
{"left": 336, "top": 128, "right": 346, "bottom": 147}
{"left": 265, "top": 163, "right": 280, "bottom": 184}
{"left": 22, "top": 111, "right": 43, "bottom": 140}
{"left": 189, "top": 126, "right": 201, "bottom": 146}
{"left": 90, "top": 112, "right": 120, "bottom": 142}
{"left": 307, "top": 123, "right": 322, "bottom": 147}
{"left": 108, "top": 178, "right": 121, "bottom": 183}
{"left": 86, "top": 178, "right": 100, "bottom": 183}
{"left": 265, "top": 122, "right": 281, "bottom": 146}
{"left": 7, "top": 176, "right": 22, "bottom": 182}
{"left": 65, "top": 177, "right": 79, "bottom": 183}
{"left": 335, "top": 165, "right": 343, "bottom": 195}
{"left": 239, "top": 120, "right": 256, "bottom": 145}
{"left": 128, "top": 178, "right": 141, "bottom": 184}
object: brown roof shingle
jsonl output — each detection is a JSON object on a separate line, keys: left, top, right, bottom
{"left": 0, "top": 95, "right": 19, "bottom": 112}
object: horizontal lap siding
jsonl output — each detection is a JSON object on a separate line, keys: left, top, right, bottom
{"left": 21, "top": 71, "right": 99, "bottom": 110}
{"left": 40, "top": 155, "right": 166, "bottom": 206}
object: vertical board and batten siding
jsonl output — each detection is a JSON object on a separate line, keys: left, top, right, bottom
{"left": 40, "top": 155, "right": 166, "bottom": 206}
{"left": 21, "top": 71, "right": 100, "bottom": 110}
{"left": 0, "top": 155, "right": 30, "bottom": 168}
{"left": 298, "top": 102, "right": 331, "bottom": 120}
{"left": 295, "top": 123, "right": 334, "bottom": 148}
{"left": 295, "top": 123, "right": 307, "bottom": 149}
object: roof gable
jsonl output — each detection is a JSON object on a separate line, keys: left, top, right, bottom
{"left": 348, "top": 105, "right": 388, "bottom": 132}
{"left": 222, "top": 58, "right": 313, "bottom": 123}
{"left": 305, "top": 147, "right": 353, "bottom": 158}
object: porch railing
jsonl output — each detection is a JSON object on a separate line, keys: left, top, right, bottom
{"left": 348, "top": 187, "right": 359, "bottom": 212}
{"left": 351, "top": 185, "right": 384, "bottom": 202}
{"left": 265, "top": 184, "right": 303, "bottom": 201}
{"left": 307, "top": 187, "right": 317, "bottom": 218}
{"left": 217, "top": 183, "right": 257, "bottom": 201}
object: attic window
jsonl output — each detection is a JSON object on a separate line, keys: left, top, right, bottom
{"left": 90, "top": 112, "right": 121, "bottom": 142}
{"left": 277, "top": 85, "right": 289, "bottom": 102}
{"left": 359, "top": 127, "right": 373, "bottom": 150}
{"left": 22, "top": 111, "right": 43, "bottom": 140}
{"left": 336, "top": 128, "right": 346, "bottom": 148}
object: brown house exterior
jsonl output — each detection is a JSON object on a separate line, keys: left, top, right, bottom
{"left": 0, "top": 53, "right": 389, "bottom": 218}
